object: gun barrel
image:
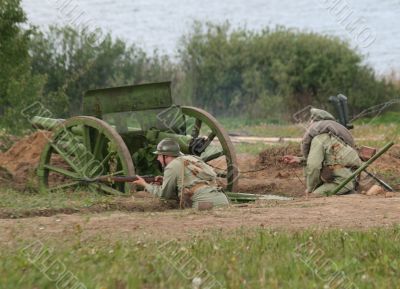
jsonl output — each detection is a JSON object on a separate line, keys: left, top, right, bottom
{"left": 31, "top": 116, "right": 65, "bottom": 130}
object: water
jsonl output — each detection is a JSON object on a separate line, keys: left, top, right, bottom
{"left": 22, "top": 0, "right": 400, "bottom": 75}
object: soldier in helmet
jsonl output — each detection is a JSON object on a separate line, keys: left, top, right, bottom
{"left": 132, "top": 138, "right": 230, "bottom": 209}
{"left": 283, "top": 108, "right": 363, "bottom": 196}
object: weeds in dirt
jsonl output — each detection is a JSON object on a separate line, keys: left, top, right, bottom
{"left": 1, "top": 227, "right": 400, "bottom": 289}
{"left": 0, "top": 129, "right": 18, "bottom": 152}
{"left": 0, "top": 189, "right": 109, "bottom": 210}
{"left": 0, "top": 189, "right": 176, "bottom": 218}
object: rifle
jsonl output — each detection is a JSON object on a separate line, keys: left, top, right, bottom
{"left": 78, "top": 175, "right": 162, "bottom": 185}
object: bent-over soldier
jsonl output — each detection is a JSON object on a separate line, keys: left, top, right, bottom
{"left": 283, "top": 108, "right": 363, "bottom": 196}
{"left": 132, "top": 138, "right": 230, "bottom": 209}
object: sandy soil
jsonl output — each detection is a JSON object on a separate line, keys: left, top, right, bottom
{"left": 1, "top": 194, "right": 400, "bottom": 245}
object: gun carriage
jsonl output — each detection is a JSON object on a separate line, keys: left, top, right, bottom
{"left": 31, "top": 82, "right": 238, "bottom": 194}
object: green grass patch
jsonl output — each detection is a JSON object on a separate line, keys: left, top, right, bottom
{"left": 217, "top": 111, "right": 400, "bottom": 139}
{"left": 219, "top": 113, "right": 399, "bottom": 149}
{"left": 219, "top": 117, "right": 289, "bottom": 129}
{"left": 352, "top": 123, "right": 400, "bottom": 147}
{"left": 354, "top": 111, "right": 400, "bottom": 125}
{"left": 2, "top": 227, "right": 400, "bottom": 289}
{"left": 234, "top": 143, "right": 268, "bottom": 155}
{"left": 218, "top": 117, "right": 304, "bottom": 137}
{"left": 0, "top": 189, "right": 110, "bottom": 211}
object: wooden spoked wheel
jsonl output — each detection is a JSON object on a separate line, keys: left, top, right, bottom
{"left": 37, "top": 116, "right": 135, "bottom": 194}
{"left": 181, "top": 106, "right": 239, "bottom": 192}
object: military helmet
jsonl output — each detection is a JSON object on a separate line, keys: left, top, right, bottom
{"left": 310, "top": 108, "right": 335, "bottom": 122}
{"left": 153, "top": 138, "right": 183, "bottom": 157}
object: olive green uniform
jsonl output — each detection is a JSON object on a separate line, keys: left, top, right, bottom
{"left": 144, "top": 155, "right": 229, "bottom": 209}
{"left": 306, "top": 133, "right": 363, "bottom": 195}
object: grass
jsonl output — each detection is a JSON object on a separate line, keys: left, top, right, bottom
{"left": 217, "top": 112, "right": 400, "bottom": 152}
{"left": 0, "top": 188, "right": 138, "bottom": 218}
{"left": 0, "top": 188, "right": 174, "bottom": 218}
{"left": 218, "top": 117, "right": 304, "bottom": 138}
{"left": 233, "top": 143, "right": 270, "bottom": 155}
{"left": 0, "top": 188, "right": 111, "bottom": 211}
{"left": 353, "top": 111, "right": 400, "bottom": 125}
{"left": 1, "top": 227, "right": 400, "bottom": 289}
{"left": 229, "top": 122, "right": 400, "bottom": 156}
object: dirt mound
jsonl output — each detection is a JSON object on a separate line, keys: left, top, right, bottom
{"left": 0, "top": 131, "right": 51, "bottom": 190}
{"left": 258, "top": 144, "right": 302, "bottom": 169}
{"left": 235, "top": 148, "right": 305, "bottom": 197}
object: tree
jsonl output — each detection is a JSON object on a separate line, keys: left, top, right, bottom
{"left": 30, "top": 26, "right": 175, "bottom": 117}
{"left": 0, "top": 0, "right": 44, "bottom": 131}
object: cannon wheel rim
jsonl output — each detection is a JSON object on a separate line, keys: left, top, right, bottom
{"left": 37, "top": 116, "right": 135, "bottom": 194}
{"left": 181, "top": 106, "right": 238, "bottom": 191}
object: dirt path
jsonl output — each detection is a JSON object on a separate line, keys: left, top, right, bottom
{"left": 1, "top": 195, "right": 400, "bottom": 245}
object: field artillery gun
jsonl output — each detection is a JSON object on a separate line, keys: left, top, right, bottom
{"left": 29, "top": 82, "right": 238, "bottom": 195}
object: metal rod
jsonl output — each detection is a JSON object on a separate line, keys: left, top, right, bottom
{"left": 364, "top": 169, "right": 394, "bottom": 192}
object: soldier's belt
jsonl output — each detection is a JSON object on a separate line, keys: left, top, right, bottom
{"left": 327, "top": 164, "right": 345, "bottom": 170}
{"left": 327, "top": 164, "right": 356, "bottom": 170}
{"left": 189, "top": 182, "right": 209, "bottom": 193}
{"left": 180, "top": 183, "right": 209, "bottom": 209}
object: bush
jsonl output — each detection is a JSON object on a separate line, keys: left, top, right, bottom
{"left": 178, "top": 22, "right": 399, "bottom": 119}
{"left": 29, "top": 26, "right": 176, "bottom": 117}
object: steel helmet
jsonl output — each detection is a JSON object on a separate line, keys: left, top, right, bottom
{"left": 310, "top": 108, "right": 335, "bottom": 121}
{"left": 153, "top": 138, "right": 183, "bottom": 157}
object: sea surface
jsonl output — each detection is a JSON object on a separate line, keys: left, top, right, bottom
{"left": 22, "top": 0, "right": 400, "bottom": 74}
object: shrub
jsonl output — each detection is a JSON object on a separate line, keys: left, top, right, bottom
{"left": 178, "top": 22, "right": 399, "bottom": 119}
{"left": 29, "top": 26, "right": 176, "bottom": 117}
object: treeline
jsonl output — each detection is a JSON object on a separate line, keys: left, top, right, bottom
{"left": 0, "top": 0, "right": 398, "bottom": 132}
{"left": 0, "top": 0, "right": 175, "bottom": 131}
{"left": 179, "top": 22, "right": 399, "bottom": 119}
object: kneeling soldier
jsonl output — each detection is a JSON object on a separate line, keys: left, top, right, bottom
{"left": 283, "top": 108, "right": 363, "bottom": 196}
{"left": 133, "top": 138, "right": 230, "bottom": 209}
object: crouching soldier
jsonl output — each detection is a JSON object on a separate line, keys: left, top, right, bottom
{"left": 283, "top": 108, "right": 363, "bottom": 196}
{"left": 132, "top": 138, "right": 230, "bottom": 209}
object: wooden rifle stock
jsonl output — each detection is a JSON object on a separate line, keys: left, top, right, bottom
{"left": 84, "top": 175, "right": 162, "bottom": 184}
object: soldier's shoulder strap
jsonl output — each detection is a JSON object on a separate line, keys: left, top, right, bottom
{"left": 180, "top": 155, "right": 217, "bottom": 181}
